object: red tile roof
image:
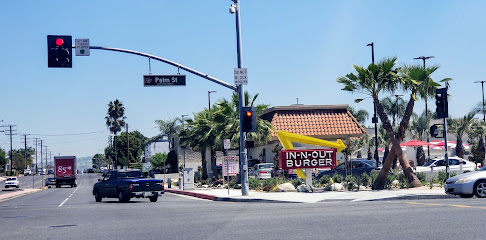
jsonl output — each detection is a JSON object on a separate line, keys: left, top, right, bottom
{"left": 260, "top": 105, "right": 366, "bottom": 139}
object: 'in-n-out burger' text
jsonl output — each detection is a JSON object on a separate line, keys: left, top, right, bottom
{"left": 279, "top": 149, "right": 336, "bottom": 169}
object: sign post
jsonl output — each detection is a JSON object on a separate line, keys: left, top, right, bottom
{"left": 224, "top": 139, "right": 231, "bottom": 195}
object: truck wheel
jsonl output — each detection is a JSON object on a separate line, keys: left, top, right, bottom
{"left": 56, "top": 184, "right": 59, "bottom": 188}
{"left": 94, "top": 191, "right": 102, "bottom": 202}
{"left": 149, "top": 196, "right": 158, "bottom": 202}
{"left": 118, "top": 191, "right": 129, "bottom": 202}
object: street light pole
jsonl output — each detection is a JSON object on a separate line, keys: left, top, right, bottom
{"left": 181, "top": 114, "right": 188, "bottom": 190}
{"left": 475, "top": 81, "right": 486, "bottom": 122}
{"left": 367, "top": 42, "right": 379, "bottom": 166}
{"left": 231, "top": 0, "right": 249, "bottom": 196}
{"left": 208, "top": 91, "right": 217, "bottom": 110}
{"left": 414, "top": 56, "right": 434, "bottom": 159}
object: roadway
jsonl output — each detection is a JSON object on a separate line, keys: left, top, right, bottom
{"left": 1, "top": 173, "right": 486, "bottom": 239}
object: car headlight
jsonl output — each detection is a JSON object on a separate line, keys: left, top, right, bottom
{"left": 455, "top": 177, "right": 471, "bottom": 183}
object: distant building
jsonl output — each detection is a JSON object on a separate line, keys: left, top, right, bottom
{"left": 144, "top": 139, "right": 170, "bottom": 162}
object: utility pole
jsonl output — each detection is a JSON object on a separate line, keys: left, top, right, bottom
{"left": 414, "top": 56, "right": 434, "bottom": 160}
{"left": 367, "top": 42, "right": 379, "bottom": 167}
{"left": 3, "top": 125, "right": 17, "bottom": 176}
{"left": 40, "top": 140, "right": 43, "bottom": 172}
{"left": 21, "top": 134, "right": 30, "bottom": 170}
{"left": 126, "top": 124, "right": 129, "bottom": 164}
{"left": 34, "top": 138, "right": 40, "bottom": 174}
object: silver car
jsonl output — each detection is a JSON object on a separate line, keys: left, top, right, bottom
{"left": 249, "top": 163, "right": 274, "bottom": 179}
{"left": 444, "top": 166, "right": 486, "bottom": 198}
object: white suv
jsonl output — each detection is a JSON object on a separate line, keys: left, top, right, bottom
{"left": 5, "top": 177, "right": 20, "bottom": 188}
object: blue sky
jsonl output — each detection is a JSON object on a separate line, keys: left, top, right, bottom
{"left": 1, "top": 1, "right": 485, "bottom": 158}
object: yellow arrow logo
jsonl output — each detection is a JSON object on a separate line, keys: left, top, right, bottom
{"left": 277, "top": 131, "right": 346, "bottom": 152}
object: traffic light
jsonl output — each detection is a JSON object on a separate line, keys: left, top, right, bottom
{"left": 47, "top": 35, "right": 72, "bottom": 68}
{"left": 435, "top": 88, "right": 448, "bottom": 119}
{"left": 241, "top": 106, "right": 256, "bottom": 132}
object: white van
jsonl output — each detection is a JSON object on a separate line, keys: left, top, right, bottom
{"left": 24, "top": 169, "right": 32, "bottom": 175}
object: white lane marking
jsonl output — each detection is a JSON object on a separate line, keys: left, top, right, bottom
{"left": 58, "top": 180, "right": 82, "bottom": 207}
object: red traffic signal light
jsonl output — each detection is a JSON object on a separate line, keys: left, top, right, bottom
{"left": 47, "top": 35, "right": 72, "bottom": 68}
{"left": 55, "top": 38, "right": 64, "bottom": 46}
{"left": 241, "top": 107, "right": 256, "bottom": 132}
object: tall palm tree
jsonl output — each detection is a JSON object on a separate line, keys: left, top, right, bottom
{"left": 105, "top": 99, "right": 126, "bottom": 169}
{"left": 447, "top": 111, "right": 477, "bottom": 158}
{"left": 181, "top": 91, "right": 273, "bottom": 180}
{"left": 337, "top": 58, "right": 449, "bottom": 189}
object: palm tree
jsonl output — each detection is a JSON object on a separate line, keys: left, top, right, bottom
{"left": 447, "top": 111, "right": 477, "bottom": 158}
{"left": 337, "top": 58, "right": 449, "bottom": 189}
{"left": 348, "top": 106, "right": 369, "bottom": 125}
{"left": 468, "top": 121, "right": 486, "bottom": 167}
{"left": 408, "top": 110, "right": 433, "bottom": 165}
{"left": 381, "top": 96, "right": 407, "bottom": 127}
{"left": 105, "top": 99, "right": 126, "bottom": 169}
{"left": 153, "top": 118, "right": 182, "bottom": 151}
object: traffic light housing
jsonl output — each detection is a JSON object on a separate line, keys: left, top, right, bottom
{"left": 435, "top": 88, "right": 448, "bottom": 119}
{"left": 241, "top": 106, "right": 256, "bottom": 132}
{"left": 430, "top": 124, "right": 439, "bottom": 138}
{"left": 47, "top": 35, "right": 72, "bottom": 68}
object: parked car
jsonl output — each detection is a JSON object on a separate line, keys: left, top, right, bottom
{"left": 5, "top": 177, "right": 20, "bottom": 188}
{"left": 316, "top": 159, "right": 378, "bottom": 179}
{"left": 444, "top": 165, "right": 486, "bottom": 198}
{"left": 414, "top": 157, "right": 476, "bottom": 181}
{"left": 249, "top": 163, "right": 274, "bottom": 179}
{"left": 24, "top": 169, "right": 32, "bottom": 176}
{"left": 45, "top": 177, "right": 56, "bottom": 186}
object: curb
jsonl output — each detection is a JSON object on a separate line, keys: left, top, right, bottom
{"left": 0, "top": 189, "right": 43, "bottom": 202}
{"left": 166, "top": 189, "right": 301, "bottom": 203}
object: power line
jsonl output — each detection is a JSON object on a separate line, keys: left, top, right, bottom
{"left": 30, "top": 130, "right": 109, "bottom": 137}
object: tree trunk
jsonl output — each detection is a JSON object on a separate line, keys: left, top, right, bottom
{"left": 201, "top": 149, "right": 208, "bottom": 180}
{"left": 480, "top": 137, "right": 485, "bottom": 167}
{"left": 211, "top": 148, "right": 218, "bottom": 180}
{"left": 373, "top": 94, "right": 421, "bottom": 189}
{"left": 417, "top": 146, "right": 425, "bottom": 166}
{"left": 456, "top": 138, "right": 465, "bottom": 158}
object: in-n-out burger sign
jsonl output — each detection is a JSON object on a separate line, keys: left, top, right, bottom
{"left": 279, "top": 149, "right": 336, "bottom": 169}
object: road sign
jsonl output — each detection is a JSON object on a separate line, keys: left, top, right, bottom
{"left": 223, "top": 139, "right": 231, "bottom": 150}
{"left": 75, "top": 39, "right": 90, "bottom": 56}
{"left": 143, "top": 75, "right": 186, "bottom": 86}
{"left": 223, "top": 156, "right": 239, "bottom": 176}
{"left": 234, "top": 68, "right": 248, "bottom": 85}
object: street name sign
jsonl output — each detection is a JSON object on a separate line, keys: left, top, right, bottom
{"left": 75, "top": 39, "right": 90, "bottom": 56}
{"left": 143, "top": 75, "right": 186, "bottom": 86}
{"left": 279, "top": 149, "right": 337, "bottom": 169}
{"left": 234, "top": 68, "right": 248, "bottom": 85}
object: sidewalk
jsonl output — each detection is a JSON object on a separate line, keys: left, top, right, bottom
{"left": 165, "top": 186, "right": 458, "bottom": 203}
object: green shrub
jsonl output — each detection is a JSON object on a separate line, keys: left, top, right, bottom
{"left": 261, "top": 178, "right": 277, "bottom": 191}
{"left": 291, "top": 178, "right": 303, "bottom": 188}
{"left": 416, "top": 172, "right": 427, "bottom": 185}
{"left": 436, "top": 172, "right": 447, "bottom": 186}
{"left": 385, "top": 174, "right": 397, "bottom": 189}
{"left": 319, "top": 175, "right": 331, "bottom": 185}
{"left": 332, "top": 174, "right": 344, "bottom": 183}
{"left": 450, "top": 172, "right": 457, "bottom": 178}
{"left": 397, "top": 172, "right": 409, "bottom": 189}
{"left": 370, "top": 170, "right": 378, "bottom": 186}
{"left": 357, "top": 172, "right": 371, "bottom": 189}
{"left": 345, "top": 175, "right": 356, "bottom": 191}
{"left": 249, "top": 177, "right": 261, "bottom": 190}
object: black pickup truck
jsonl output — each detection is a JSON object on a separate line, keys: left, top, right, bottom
{"left": 92, "top": 170, "right": 164, "bottom": 202}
